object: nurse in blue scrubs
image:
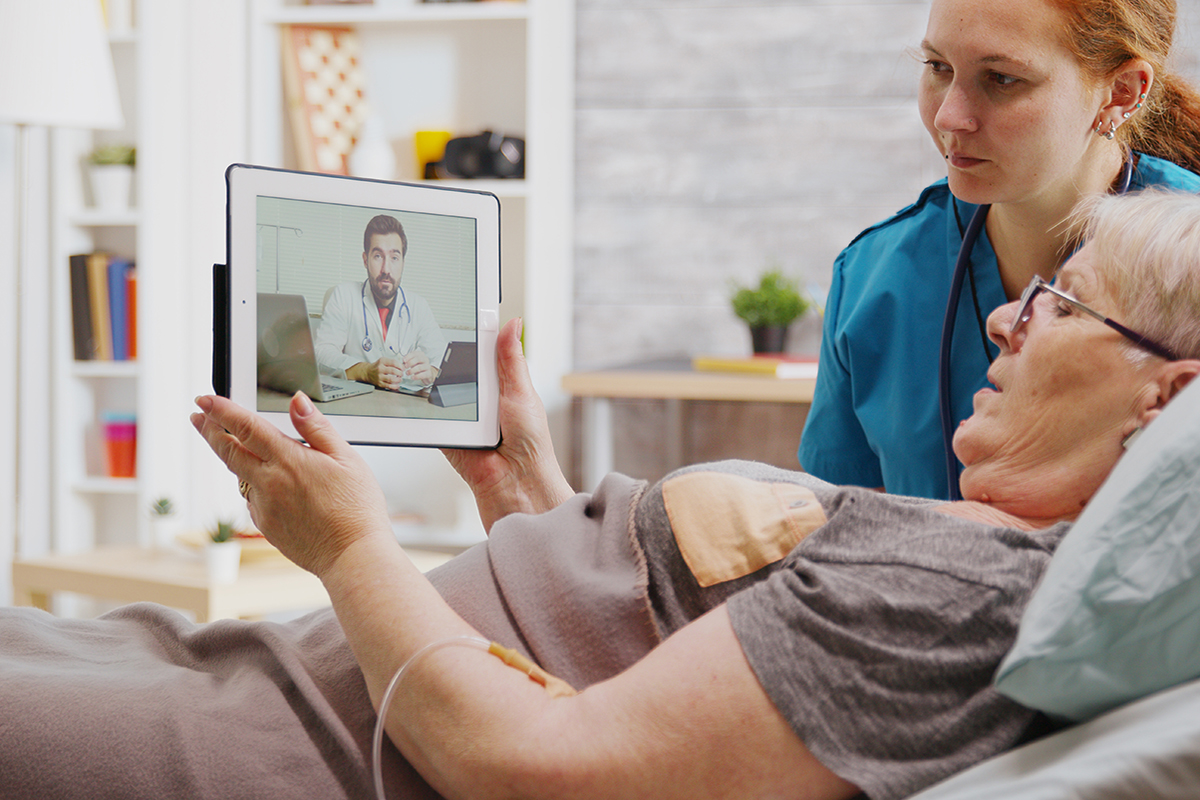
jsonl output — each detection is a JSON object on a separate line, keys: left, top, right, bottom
{"left": 798, "top": 0, "right": 1200, "bottom": 500}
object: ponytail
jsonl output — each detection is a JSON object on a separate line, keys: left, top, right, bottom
{"left": 1056, "top": 0, "right": 1200, "bottom": 175}
{"left": 1127, "top": 74, "right": 1200, "bottom": 175}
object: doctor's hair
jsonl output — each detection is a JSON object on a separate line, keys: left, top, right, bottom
{"left": 363, "top": 214, "right": 409, "bottom": 257}
{"left": 1076, "top": 189, "right": 1200, "bottom": 363}
{"left": 1055, "top": 0, "right": 1200, "bottom": 175}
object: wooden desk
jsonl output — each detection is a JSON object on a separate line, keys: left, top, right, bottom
{"left": 257, "top": 386, "right": 477, "bottom": 420}
{"left": 12, "top": 546, "right": 453, "bottom": 622}
{"left": 562, "top": 359, "right": 816, "bottom": 489}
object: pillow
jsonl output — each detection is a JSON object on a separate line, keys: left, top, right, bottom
{"left": 909, "top": 677, "right": 1200, "bottom": 800}
{"left": 994, "top": 376, "right": 1200, "bottom": 722}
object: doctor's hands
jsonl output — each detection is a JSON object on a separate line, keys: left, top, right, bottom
{"left": 400, "top": 349, "right": 437, "bottom": 387}
{"left": 191, "top": 392, "right": 392, "bottom": 580}
{"left": 441, "top": 318, "right": 575, "bottom": 532}
{"left": 348, "top": 351, "right": 435, "bottom": 391}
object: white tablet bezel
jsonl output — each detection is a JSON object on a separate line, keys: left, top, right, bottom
{"left": 225, "top": 163, "right": 500, "bottom": 449}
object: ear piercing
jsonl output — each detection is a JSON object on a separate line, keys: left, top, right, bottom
{"left": 1117, "top": 79, "right": 1149, "bottom": 124}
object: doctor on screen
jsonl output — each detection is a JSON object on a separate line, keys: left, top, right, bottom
{"left": 314, "top": 214, "right": 448, "bottom": 391}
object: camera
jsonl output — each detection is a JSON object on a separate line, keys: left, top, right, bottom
{"left": 430, "top": 130, "right": 525, "bottom": 180}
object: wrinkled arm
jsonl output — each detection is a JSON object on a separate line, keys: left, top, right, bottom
{"left": 190, "top": 393, "right": 857, "bottom": 800}
{"left": 441, "top": 318, "right": 575, "bottom": 531}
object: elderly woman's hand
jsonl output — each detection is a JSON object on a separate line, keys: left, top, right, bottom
{"left": 441, "top": 318, "right": 575, "bottom": 532}
{"left": 191, "top": 392, "right": 391, "bottom": 579}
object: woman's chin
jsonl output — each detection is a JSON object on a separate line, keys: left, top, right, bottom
{"left": 945, "top": 173, "right": 1001, "bottom": 207}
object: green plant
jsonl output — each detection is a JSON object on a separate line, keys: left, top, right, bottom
{"left": 730, "top": 269, "right": 810, "bottom": 329}
{"left": 148, "top": 497, "right": 175, "bottom": 518}
{"left": 209, "top": 519, "right": 239, "bottom": 544}
{"left": 87, "top": 143, "right": 136, "bottom": 166}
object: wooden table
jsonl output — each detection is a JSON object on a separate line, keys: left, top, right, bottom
{"left": 12, "top": 545, "right": 453, "bottom": 622}
{"left": 562, "top": 359, "right": 816, "bottom": 490}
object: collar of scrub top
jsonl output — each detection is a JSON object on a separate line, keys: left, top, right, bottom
{"left": 937, "top": 156, "right": 1135, "bottom": 501}
{"left": 360, "top": 279, "right": 412, "bottom": 355}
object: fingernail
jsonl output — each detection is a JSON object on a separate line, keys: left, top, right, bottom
{"left": 294, "top": 391, "right": 315, "bottom": 418}
{"left": 194, "top": 395, "right": 213, "bottom": 412}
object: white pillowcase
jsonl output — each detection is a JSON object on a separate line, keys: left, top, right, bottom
{"left": 994, "top": 376, "right": 1200, "bottom": 722}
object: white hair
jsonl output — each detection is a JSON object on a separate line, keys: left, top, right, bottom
{"left": 1074, "top": 188, "right": 1200, "bottom": 362}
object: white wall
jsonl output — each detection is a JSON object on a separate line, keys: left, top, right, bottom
{"left": 572, "top": 0, "right": 1200, "bottom": 482}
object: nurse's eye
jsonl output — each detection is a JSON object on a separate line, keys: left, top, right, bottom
{"left": 923, "top": 59, "right": 951, "bottom": 75}
{"left": 988, "top": 71, "right": 1021, "bottom": 88}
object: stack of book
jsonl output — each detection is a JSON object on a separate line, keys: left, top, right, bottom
{"left": 69, "top": 252, "right": 137, "bottom": 361}
{"left": 691, "top": 354, "right": 818, "bottom": 379}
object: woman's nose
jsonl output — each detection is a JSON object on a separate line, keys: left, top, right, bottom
{"left": 934, "top": 84, "right": 979, "bottom": 133}
{"left": 987, "top": 301, "right": 1022, "bottom": 353}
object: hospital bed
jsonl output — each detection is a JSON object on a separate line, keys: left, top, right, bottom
{"left": 910, "top": 375, "right": 1200, "bottom": 799}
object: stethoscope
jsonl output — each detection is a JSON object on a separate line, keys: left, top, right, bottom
{"left": 937, "top": 157, "right": 1134, "bottom": 501}
{"left": 360, "top": 279, "right": 412, "bottom": 354}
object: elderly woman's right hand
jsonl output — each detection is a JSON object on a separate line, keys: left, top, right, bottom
{"left": 191, "top": 392, "right": 392, "bottom": 580}
{"left": 441, "top": 318, "right": 575, "bottom": 531}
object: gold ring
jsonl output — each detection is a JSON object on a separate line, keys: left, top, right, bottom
{"left": 238, "top": 479, "right": 251, "bottom": 500}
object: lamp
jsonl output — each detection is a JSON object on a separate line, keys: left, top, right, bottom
{"left": 0, "top": 0, "right": 124, "bottom": 588}
{"left": 0, "top": 0, "right": 125, "bottom": 129}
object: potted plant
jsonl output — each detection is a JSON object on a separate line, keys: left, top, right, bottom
{"left": 147, "top": 496, "right": 177, "bottom": 550}
{"left": 730, "top": 268, "right": 811, "bottom": 353}
{"left": 86, "top": 143, "right": 136, "bottom": 211}
{"left": 205, "top": 518, "right": 243, "bottom": 584}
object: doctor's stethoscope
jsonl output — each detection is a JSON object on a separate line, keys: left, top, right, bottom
{"left": 360, "top": 279, "right": 412, "bottom": 354}
{"left": 937, "top": 156, "right": 1134, "bottom": 501}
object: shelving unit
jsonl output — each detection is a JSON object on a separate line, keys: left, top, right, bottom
{"left": 48, "top": 8, "right": 145, "bottom": 555}
{"left": 36, "top": 0, "right": 574, "bottom": 570}
{"left": 245, "top": 0, "right": 576, "bottom": 531}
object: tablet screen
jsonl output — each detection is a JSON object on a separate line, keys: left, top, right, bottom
{"left": 223, "top": 164, "right": 501, "bottom": 449}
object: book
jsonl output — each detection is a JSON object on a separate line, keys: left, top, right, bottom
{"left": 85, "top": 252, "right": 113, "bottom": 360}
{"left": 692, "top": 354, "right": 819, "bottom": 380}
{"left": 68, "top": 253, "right": 98, "bottom": 360}
{"left": 68, "top": 252, "right": 137, "bottom": 362}
{"left": 107, "top": 258, "right": 133, "bottom": 360}
{"left": 126, "top": 266, "right": 137, "bottom": 360}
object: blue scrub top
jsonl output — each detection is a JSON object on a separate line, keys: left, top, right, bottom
{"left": 798, "top": 153, "right": 1200, "bottom": 500}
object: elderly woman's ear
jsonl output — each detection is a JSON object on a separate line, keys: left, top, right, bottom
{"left": 1139, "top": 360, "right": 1200, "bottom": 429}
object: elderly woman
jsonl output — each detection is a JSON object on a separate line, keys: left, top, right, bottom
{"left": 4, "top": 190, "right": 1200, "bottom": 800}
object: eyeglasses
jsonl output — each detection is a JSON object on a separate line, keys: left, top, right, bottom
{"left": 1011, "top": 276, "right": 1180, "bottom": 361}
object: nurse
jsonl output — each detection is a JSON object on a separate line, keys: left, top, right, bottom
{"left": 798, "top": 0, "right": 1200, "bottom": 500}
{"left": 314, "top": 214, "right": 448, "bottom": 391}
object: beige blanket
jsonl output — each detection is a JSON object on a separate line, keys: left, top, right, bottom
{"left": 0, "top": 473, "right": 654, "bottom": 799}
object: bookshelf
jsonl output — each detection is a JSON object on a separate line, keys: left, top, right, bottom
{"left": 248, "top": 0, "right": 574, "bottom": 391}
{"left": 47, "top": 13, "right": 145, "bottom": 556}
{"left": 36, "top": 0, "right": 574, "bottom": 574}
{"left": 245, "top": 0, "right": 576, "bottom": 533}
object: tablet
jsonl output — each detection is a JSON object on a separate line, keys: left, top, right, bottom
{"left": 219, "top": 163, "right": 501, "bottom": 449}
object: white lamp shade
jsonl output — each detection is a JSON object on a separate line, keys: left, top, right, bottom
{"left": 0, "top": 0, "right": 124, "bottom": 129}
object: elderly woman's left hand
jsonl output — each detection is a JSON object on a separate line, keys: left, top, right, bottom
{"left": 190, "top": 392, "right": 391, "bottom": 579}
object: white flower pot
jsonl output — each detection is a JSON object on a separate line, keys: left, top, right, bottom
{"left": 89, "top": 164, "right": 133, "bottom": 211}
{"left": 205, "top": 540, "right": 243, "bottom": 584}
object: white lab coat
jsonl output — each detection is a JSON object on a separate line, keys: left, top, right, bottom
{"left": 314, "top": 281, "right": 448, "bottom": 375}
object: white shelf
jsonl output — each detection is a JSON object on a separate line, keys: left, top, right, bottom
{"left": 69, "top": 209, "right": 141, "bottom": 228}
{"left": 74, "top": 477, "right": 139, "bottom": 496}
{"left": 425, "top": 178, "right": 527, "bottom": 198}
{"left": 265, "top": 1, "right": 528, "bottom": 25}
{"left": 71, "top": 360, "right": 140, "bottom": 379}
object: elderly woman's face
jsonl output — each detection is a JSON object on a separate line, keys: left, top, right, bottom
{"left": 953, "top": 243, "right": 1155, "bottom": 519}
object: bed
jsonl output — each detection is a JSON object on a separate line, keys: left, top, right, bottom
{"left": 910, "top": 375, "right": 1200, "bottom": 798}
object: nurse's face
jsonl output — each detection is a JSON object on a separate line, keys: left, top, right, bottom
{"left": 363, "top": 232, "right": 404, "bottom": 307}
{"left": 917, "top": 0, "right": 1104, "bottom": 207}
